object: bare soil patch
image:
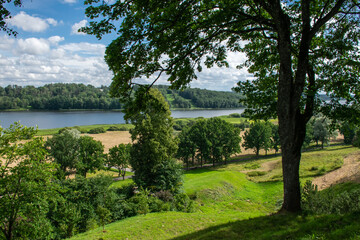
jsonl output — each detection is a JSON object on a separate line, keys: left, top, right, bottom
{"left": 85, "top": 131, "right": 132, "bottom": 153}
{"left": 312, "top": 152, "right": 360, "bottom": 190}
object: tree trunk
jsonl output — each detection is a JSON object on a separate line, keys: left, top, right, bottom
{"left": 280, "top": 143, "right": 302, "bottom": 212}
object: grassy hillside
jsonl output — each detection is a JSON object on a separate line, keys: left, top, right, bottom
{"left": 69, "top": 145, "right": 360, "bottom": 240}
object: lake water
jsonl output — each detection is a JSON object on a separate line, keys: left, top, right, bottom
{"left": 0, "top": 109, "right": 244, "bottom": 129}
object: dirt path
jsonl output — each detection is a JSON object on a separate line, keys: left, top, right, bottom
{"left": 312, "top": 152, "right": 360, "bottom": 190}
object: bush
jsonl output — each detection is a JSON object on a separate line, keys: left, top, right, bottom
{"left": 228, "top": 113, "right": 242, "bottom": 118}
{"left": 173, "top": 193, "right": 195, "bottom": 212}
{"left": 88, "top": 127, "right": 106, "bottom": 134}
{"left": 107, "top": 126, "right": 128, "bottom": 131}
{"left": 247, "top": 171, "right": 266, "bottom": 177}
{"left": 154, "top": 190, "right": 174, "bottom": 202}
{"left": 301, "top": 181, "right": 360, "bottom": 215}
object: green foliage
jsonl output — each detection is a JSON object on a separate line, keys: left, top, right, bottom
{"left": 0, "top": 122, "right": 59, "bottom": 240}
{"left": 339, "top": 121, "right": 358, "bottom": 145}
{"left": 88, "top": 127, "right": 106, "bottom": 134}
{"left": 107, "top": 125, "right": 128, "bottom": 131}
{"left": 107, "top": 143, "right": 131, "bottom": 179}
{"left": 0, "top": 83, "right": 122, "bottom": 110}
{"left": 46, "top": 129, "right": 105, "bottom": 178}
{"left": 302, "top": 181, "right": 360, "bottom": 215}
{"left": 242, "top": 121, "right": 272, "bottom": 156}
{"left": 77, "top": 136, "right": 105, "bottom": 177}
{"left": 0, "top": 0, "right": 23, "bottom": 36}
{"left": 45, "top": 128, "right": 81, "bottom": 178}
{"left": 177, "top": 117, "right": 241, "bottom": 168}
{"left": 59, "top": 175, "right": 117, "bottom": 233}
{"left": 96, "top": 206, "right": 111, "bottom": 231}
{"left": 127, "top": 88, "right": 180, "bottom": 192}
{"left": 83, "top": 0, "right": 360, "bottom": 213}
{"left": 311, "top": 117, "right": 332, "bottom": 149}
{"left": 0, "top": 84, "right": 244, "bottom": 110}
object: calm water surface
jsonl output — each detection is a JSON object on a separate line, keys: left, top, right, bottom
{"left": 0, "top": 109, "right": 244, "bottom": 129}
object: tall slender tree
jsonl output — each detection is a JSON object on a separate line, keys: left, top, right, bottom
{"left": 127, "top": 87, "right": 180, "bottom": 192}
{"left": 83, "top": 0, "right": 360, "bottom": 212}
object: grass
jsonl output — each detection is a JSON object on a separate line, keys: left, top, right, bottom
{"left": 223, "top": 145, "right": 359, "bottom": 183}
{"left": 70, "top": 145, "right": 360, "bottom": 240}
{"left": 36, "top": 123, "right": 134, "bottom": 136}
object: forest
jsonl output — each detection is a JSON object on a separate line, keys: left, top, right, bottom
{"left": 0, "top": 84, "right": 243, "bottom": 111}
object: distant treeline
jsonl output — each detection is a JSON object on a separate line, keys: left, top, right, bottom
{"left": 0, "top": 83, "right": 244, "bottom": 110}
{"left": 156, "top": 85, "right": 244, "bottom": 109}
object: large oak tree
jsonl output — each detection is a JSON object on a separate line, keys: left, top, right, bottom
{"left": 82, "top": 0, "right": 360, "bottom": 212}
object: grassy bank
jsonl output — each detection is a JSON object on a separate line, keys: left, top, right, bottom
{"left": 69, "top": 145, "right": 360, "bottom": 240}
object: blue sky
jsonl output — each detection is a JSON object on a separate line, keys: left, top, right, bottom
{"left": 0, "top": 0, "right": 250, "bottom": 91}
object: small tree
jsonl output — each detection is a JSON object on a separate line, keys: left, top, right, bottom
{"left": 46, "top": 128, "right": 81, "bottom": 179}
{"left": 0, "top": 123, "right": 58, "bottom": 240}
{"left": 206, "top": 117, "right": 241, "bottom": 165}
{"left": 270, "top": 123, "right": 281, "bottom": 154}
{"left": 176, "top": 127, "right": 196, "bottom": 170}
{"left": 242, "top": 121, "right": 272, "bottom": 157}
{"left": 311, "top": 117, "right": 331, "bottom": 149}
{"left": 107, "top": 143, "right": 131, "bottom": 179}
{"left": 96, "top": 206, "right": 111, "bottom": 231}
{"left": 127, "top": 87, "right": 180, "bottom": 192}
{"left": 339, "top": 121, "right": 358, "bottom": 145}
{"left": 77, "top": 136, "right": 105, "bottom": 177}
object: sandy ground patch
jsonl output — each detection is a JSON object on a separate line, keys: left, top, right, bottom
{"left": 84, "top": 131, "right": 132, "bottom": 153}
{"left": 312, "top": 152, "right": 360, "bottom": 190}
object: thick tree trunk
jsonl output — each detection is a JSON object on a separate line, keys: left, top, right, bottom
{"left": 275, "top": 4, "right": 308, "bottom": 212}
{"left": 280, "top": 141, "right": 302, "bottom": 212}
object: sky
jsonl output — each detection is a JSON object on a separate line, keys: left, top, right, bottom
{"left": 0, "top": 0, "right": 250, "bottom": 91}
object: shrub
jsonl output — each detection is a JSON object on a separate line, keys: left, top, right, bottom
{"left": 108, "top": 126, "right": 128, "bottom": 131}
{"left": 301, "top": 181, "right": 360, "bottom": 215}
{"left": 173, "top": 193, "right": 195, "bottom": 212}
{"left": 88, "top": 127, "right": 106, "bottom": 134}
{"left": 228, "top": 113, "right": 242, "bottom": 118}
{"left": 154, "top": 190, "right": 174, "bottom": 202}
{"left": 107, "top": 126, "right": 121, "bottom": 131}
{"left": 247, "top": 171, "right": 266, "bottom": 177}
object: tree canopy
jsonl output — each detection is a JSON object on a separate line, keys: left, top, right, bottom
{"left": 83, "top": 0, "right": 360, "bottom": 212}
{"left": 0, "top": 0, "right": 22, "bottom": 36}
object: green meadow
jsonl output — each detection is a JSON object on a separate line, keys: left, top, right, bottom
{"left": 70, "top": 145, "right": 360, "bottom": 240}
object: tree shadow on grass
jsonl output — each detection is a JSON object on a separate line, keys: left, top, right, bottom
{"left": 171, "top": 212, "right": 360, "bottom": 240}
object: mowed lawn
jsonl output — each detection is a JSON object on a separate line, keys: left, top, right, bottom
{"left": 69, "top": 145, "right": 360, "bottom": 240}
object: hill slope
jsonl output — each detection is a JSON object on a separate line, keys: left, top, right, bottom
{"left": 70, "top": 145, "right": 360, "bottom": 240}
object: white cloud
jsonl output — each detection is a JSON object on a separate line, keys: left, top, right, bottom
{"left": 0, "top": 34, "right": 113, "bottom": 87}
{"left": 48, "top": 36, "right": 65, "bottom": 45}
{"left": 62, "top": 0, "right": 77, "bottom": 3}
{"left": 16, "top": 38, "right": 51, "bottom": 55}
{"left": 46, "top": 18, "right": 58, "bottom": 26}
{"left": 71, "top": 20, "right": 87, "bottom": 35}
{"left": 6, "top": 11, "right": 53, "bottom": 32}
{"left": 0, "top": 35, "right": 15, "bottom": 50}
{"left": 0, "top": 34, "right": 249, "bottom": 91}
{"left": 61, "top": 42, "right": 105, "bottom": 55}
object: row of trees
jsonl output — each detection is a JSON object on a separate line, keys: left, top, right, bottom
{"left": 177, "top": 118, "right": 241, "bottom": 169}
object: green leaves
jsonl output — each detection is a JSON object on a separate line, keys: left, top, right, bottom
{"left": 0, "top": 123, "right": 59, "bottom": 240}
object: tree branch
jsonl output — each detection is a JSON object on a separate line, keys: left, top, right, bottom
{"left": 310, "top": 0, "right": 346, "bottom": 37}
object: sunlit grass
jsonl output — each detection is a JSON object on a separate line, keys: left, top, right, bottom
{"left": 70, "top": 145, "right": 360, "bottom": 240}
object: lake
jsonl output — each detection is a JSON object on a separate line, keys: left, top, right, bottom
{"left": 0, "top": 109, "right": 244, "bottom": 129}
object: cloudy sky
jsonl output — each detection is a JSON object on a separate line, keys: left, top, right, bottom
{"left": 0, "top": 0, "right": 250, "bottom": 91}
